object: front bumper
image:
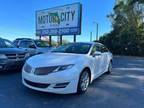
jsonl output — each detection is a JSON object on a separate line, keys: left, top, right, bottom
{"left": 22, "top": 68, "right": 79, "bottom": 94}
{"left": 0, "top": 59, "right": 25, "bottom": 71}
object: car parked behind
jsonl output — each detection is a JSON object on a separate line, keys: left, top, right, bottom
{"left": 0, "top": 38, "right": 29, "bottom": 71}
{"left": 13, "top": 38, "right": 52, "bottom": 56}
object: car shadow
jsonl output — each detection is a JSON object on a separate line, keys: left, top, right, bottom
{"left": 0, "top": 69, "right": 22, "bottom": 75}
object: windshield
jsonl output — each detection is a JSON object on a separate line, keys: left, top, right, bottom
{"left": 13, "top": 40, "right": 19, "bottom": 46}
{"left": 0, "top": 39, "right": 14, "bottom": 48}
{"left": 34, "top": 40, "right": 49, "bottom": 47}
{"left": 52, "top": 43, "right": 92, "bottom": 54}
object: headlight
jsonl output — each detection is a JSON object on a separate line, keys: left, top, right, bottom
{"left": 0, "top": 54, "right": 7, "bottom": 59}
{"left": 25, "top": 53, "right": 30, "bottom": 58}
{"left": 53, "top": 64, "right": 74, "bottom": 72}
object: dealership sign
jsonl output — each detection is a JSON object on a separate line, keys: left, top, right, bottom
{"left": 36, "top": 3, "right": 82, "bottom": 36}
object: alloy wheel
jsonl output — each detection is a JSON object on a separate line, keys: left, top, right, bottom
{"left": 79, "top": 70, "right": 90, "bottom": 92}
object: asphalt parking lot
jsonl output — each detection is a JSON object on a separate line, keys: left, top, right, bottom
{"left": 0, "top": 56, "right": 144, "bottom": 108}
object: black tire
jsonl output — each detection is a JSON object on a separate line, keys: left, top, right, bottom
{"left": 77, "top": 69, "right": 90, "bottom": 94}
{"left": 106, "top": 61, "right": 112, "bottom": 74}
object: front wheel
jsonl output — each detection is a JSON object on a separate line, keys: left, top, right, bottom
{"left": 77, "top": 70, "right": 90, "bottom": 94}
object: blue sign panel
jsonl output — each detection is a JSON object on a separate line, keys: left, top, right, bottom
{"left": 36, "top": 3, "right": 82, "bottom": 36}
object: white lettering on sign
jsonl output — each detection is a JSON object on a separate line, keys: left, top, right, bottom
{"left": 36, "top": 3, "right": 81, "bottom": 36}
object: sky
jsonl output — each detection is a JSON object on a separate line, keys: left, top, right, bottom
{"left": 0, "top": 0, "right": 115, "bottom": 42}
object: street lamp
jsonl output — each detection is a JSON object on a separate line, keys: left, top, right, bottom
{"left": 93, "top": 21, "right": 99, "bottom": 41}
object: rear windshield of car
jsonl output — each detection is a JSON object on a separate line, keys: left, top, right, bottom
{"left": 13, "top": 40, "right": 19, "bottom": 46}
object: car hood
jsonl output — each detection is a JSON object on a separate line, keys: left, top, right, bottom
{"left": 27, "top": 53, "right": 85, "bottom": 68}
{"left": 0, "top": 48, "right": 26, "bottom": 54}
{"left": 36, "top": 47, "right": 51, "bottom": 53}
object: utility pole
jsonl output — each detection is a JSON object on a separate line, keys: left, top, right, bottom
{"left": 93, "top": 22, "right": 99, "bottom": 41}
{"left": 96, "top": 23, "right": 98, "bottom": 41}
{"left": 90, "top": 32, "right": 92, "bottom": 42}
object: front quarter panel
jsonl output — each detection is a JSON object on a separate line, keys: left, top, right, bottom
{"left": 74, "top": 55, "right": 95, "bottom": 83}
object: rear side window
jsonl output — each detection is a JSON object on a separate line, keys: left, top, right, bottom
{"left": 100, "top": 45, "right": 109, "bottom": 53}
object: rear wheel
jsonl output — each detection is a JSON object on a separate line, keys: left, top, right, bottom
{"left": 77, "top": 69, "right": 90, "bottom": 94}
{"left": 107, "top": 61, "right": 112, "bottom": 74}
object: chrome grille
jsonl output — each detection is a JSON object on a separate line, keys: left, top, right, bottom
{"left": 24, "top": 63, "right": 32, "bottom": 73}
{"left": 5, "top": 54, "right": 16, "bottom": 59}
{"left": 34, "top": 66, "right": 58, "bottom": 75}
{"left": 6, "top": 53, "right": 25, "bottom": 60}
{"left": 24, "top": 79, "right": 50, "bottom": 88}
{"left": 18, "top": 54, "right": 25, "bottom": 59}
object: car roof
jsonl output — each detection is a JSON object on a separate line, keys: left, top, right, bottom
{"left": 0, "top": 37, "right": 4, "bottom": 40}
{"left": 15, "top": 38, "right": 33, "bottom": 41}
{"left": 14, "top": 38, "right": 45, "bottom": 41}
{"left": 70, "top": 42, "right": 102, "bottom": 45}
{"left": 0, "top": 38, "right": 10, "bottom": 41}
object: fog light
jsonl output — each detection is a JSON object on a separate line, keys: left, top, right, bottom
{"left": 53, "top": 82, "right": 69, "bottom": 88}
{"left": 0, "top": 66, "right": 3, "bottom": 69}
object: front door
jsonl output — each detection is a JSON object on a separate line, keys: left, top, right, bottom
{"left": 90, "top": 45, "right": 102, "bottom": 78}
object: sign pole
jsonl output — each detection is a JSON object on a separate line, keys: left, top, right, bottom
{"left": 60, "top": 35, "right": 62, "bottom": 45}
{"left": 74, "top": 35, "right": 76, "bottom": 42}
{"left": 49, "top": 36, "right": 52, "bottom": 46}
{"left": 39, "top": 35, "right": 41, "bottom": 40}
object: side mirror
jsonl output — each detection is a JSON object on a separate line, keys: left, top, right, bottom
{"left": 92, "top": 51, "right": 102, "bottom": 57}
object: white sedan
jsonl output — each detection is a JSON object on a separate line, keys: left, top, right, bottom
{"left": 22, "top": 42, "right": 113, "bottom": 94}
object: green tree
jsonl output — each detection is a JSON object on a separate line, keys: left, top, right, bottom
{"left": 100, "top": 0, "right": 144, "bottom": 56}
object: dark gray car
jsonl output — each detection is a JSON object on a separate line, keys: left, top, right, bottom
{"left": 13, "top": 38, "right": 52, "bottom": 56}
{"left": 0, "top": 38, "right": 29, "bottom": 71}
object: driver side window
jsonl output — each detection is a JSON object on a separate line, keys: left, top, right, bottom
{"left": 90, "top": 45, "right": 101, "bottom": 55}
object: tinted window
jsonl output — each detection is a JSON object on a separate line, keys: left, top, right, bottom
{"left": 13, "top": 40, "right": 19, "bottom": 46}
{"left": 91, "top": 45, "right": 97, "bottom": 55}
{"left": 19, "top": 41, "right": 35, "bottom": 48}
{"left": 52, "top": 43, "right": 92, "bottom": 54}
{"left": 90, "top": 45, "right": 101, "bottom": 55}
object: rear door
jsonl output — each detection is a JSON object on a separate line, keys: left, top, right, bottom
{"left": 99, "top": 45, "right": 109, "bottom": 73}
